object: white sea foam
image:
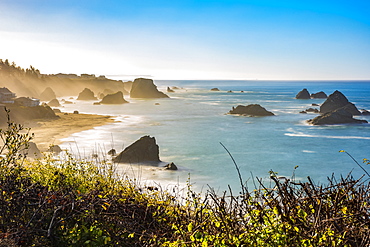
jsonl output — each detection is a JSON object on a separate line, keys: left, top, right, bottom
{"left": 285, "top": 128, "right": 370, "bottom": 140}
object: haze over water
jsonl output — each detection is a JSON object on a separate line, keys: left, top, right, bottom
{"left": 58, "top": 80, "right": 370, "bottom": 192}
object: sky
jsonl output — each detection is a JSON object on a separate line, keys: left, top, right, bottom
{"left": 0, "top": 0, "right": 370, "bottom": 80}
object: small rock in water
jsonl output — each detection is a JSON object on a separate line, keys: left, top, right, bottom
{"left": 108, "top": 149, "right": 116, "bottom": 156}
{"left": 164, "top": 162, "right": 178, "bottom": 170}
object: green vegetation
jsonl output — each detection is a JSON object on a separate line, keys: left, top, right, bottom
{"left": 0, "top": 115, "right": 369, "bottom": 246}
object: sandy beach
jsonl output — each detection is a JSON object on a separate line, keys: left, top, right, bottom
{"left": 28, "top": 113, "right": 115, "bottom": 151}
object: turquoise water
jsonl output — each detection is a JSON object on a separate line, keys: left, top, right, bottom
{"left": 58, "top": 80, "right": 370, "bottom": 192}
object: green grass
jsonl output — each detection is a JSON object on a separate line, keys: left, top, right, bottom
{"left": 0, "top": 114, "right": 369, "bottom": 246}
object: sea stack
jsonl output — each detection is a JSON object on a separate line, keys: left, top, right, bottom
{"left": 320, "top": 90, "right": 361, "bottom": 115}
{"left": 295, "top": 89, "right": 310, "bottom": 99}
{"left": 228, "top": 104, "right": 274, "bottom": 116}
{"left": 77, "top": 88, "right": 97, "bottom": 100}
{"left": 130, "top": 78, "right": 169, "bottom": 98}
{"left": 308, "top": 107, "right": 367, "bottom": 125}
{"left": 99, "top": 91, "right": 128, "bottom": 104}
{"left": 311, "top": 91, "right": 327, "bottom": 99}
{"left": 114, "top": 136, "right": 161, "bottom": 163}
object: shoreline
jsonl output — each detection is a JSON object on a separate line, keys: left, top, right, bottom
{"left": 27, "top": 112, "right": 115, "bottom": 151}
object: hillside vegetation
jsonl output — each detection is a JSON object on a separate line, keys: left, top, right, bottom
{"left": 0, "top": 115, "right": 369, "bottom": 246}
{"left": 0, "top": 59, "right": 129, "bottom": 98}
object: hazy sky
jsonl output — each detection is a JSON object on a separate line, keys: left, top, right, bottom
{"left": 1, "top": 0, "right": 369, "bottom": 80}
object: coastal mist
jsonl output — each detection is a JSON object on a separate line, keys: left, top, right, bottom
{"left": 58, "top": 80, "right": 370, "bottom": 192}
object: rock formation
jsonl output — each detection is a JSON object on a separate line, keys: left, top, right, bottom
{"left": 99, "top": 91, "right": 128, "bottom": 104}
{"left": 48, "top": 99, "right": 60, "bottom": 107}
{"left": 311, "top": 91, "right": 327, "bottom": 99}
{"left": 295, "top": 89, "right": 310, "bottom": 99}
{"left": 130, "top": 78, "right": 169, "bottom": 98}
{"left": 113, "top": 136, "right": 161, "bottom": 163}
{"left": 211, "top": 88, "right": 220, "bottom": 91}
{"left": 77, "top": 88, "right": 97, "bottom": 100}
{"left": 167, "top": 87, "right": 175, "bottom": 93}
{"left": 320, "top": 90, "right": 361, "bottom": 115}
{"left": 228, "top": 104, "right": 274, "bottom": 116}
{"left": 308, "top": 107, "right": 368, "bottom": 125}
{"left": 39, "top": 87, "right": 56, "bottom": 101}
{"left": 108, "top": 149, "right": 116, "bottom": 156}
{"left": 361, "top": 109, "right": 370, "bottom": 115}
{"left": 300, "top": 108, "right": 319, "bottom": 114}
{"left": 48, "top": 145, "right": 62, "bottom": 154}
{"left": 164, "top": 162, "right": 178, "bottom": 170}
{"left": 21, "top": 142, "right": 42, "bottom": 159}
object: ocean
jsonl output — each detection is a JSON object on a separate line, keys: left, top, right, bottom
{"left": 57, "top": 80, "right": 370, "bottom": 193}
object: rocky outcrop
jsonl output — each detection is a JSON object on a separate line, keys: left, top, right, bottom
{"left": 167, "top": 87, "right": 175, "bottom": 93}
{"left": 77, "top": 88, "right": 97, "bottom": 100}
{"left": 320, "top": 90, "right": 361, "bottom": 115}
{"left": 228, "top": 104, "right": 274, "bottom": 116}
{"left": 305, "top": 108, "right": 319, "bottom": 113}
{"left": 295, "top": 89, "right": 310, "bottom": 99}
{"left": 130, "top": 78, "right": 169, "bottom": 98}
{"left": 311, "top": 91, "right": 327, "bottom": 99}
{"left": 39, "top": 87, "right": 56, "bottom": 101}
{"left": 308, "top": 107, "right": 367, "bottom": 125}
{"left": 99, "top": 91, "right": 128, "bottom": 104}
{"left": 361, "top": 109, "right": 370, "bottom": 115}
{"left": 108, "top": 149, "right": 116, "bottom": 156}
{"left": 48, "top": 99, "right": 60, "bottom": 107}
{"left": 211, "top": 88, "right": 220, "bottom": 91}
{"left": 47, "top": 145, "right": 62, "bottom": 154}
{"left": 164, "top": 162, "right": 178, "bottom": 170}
{"left": 21, "top": 142, "right": 42, "bottom": 159}
{"left": 113, "top": 136, "right": 161, "bottom": 163}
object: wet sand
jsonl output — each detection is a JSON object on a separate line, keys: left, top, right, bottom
{"left": 28, "top": 113, "right": 115, "bottom": 151}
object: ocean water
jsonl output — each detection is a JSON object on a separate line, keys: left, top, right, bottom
{"left": 57, "top": 80, "right": 370, "bottom": 192}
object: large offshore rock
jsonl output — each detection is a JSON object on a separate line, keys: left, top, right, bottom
{"left": 320, "top": 90, "right": 361, "bottom": 115}
{"left": 99, "top": 91, "right": 128, "bottom": 104}
{"left": 114, "top": 136, "right": 161, "bottom": 163}
{"left": 308, "top": 107, "right": 367, "bottom": 125}
{"left": 228, "top": 104, "right": 274, "bottom": 116}
{"left": 77, "top": 88, "right": 97, "bottom": 100}
{"left": 295, "top": 89, "right": 310, "bottom": 99}
{"left": 130, "top": 78, "right": 169, "bottom": 98}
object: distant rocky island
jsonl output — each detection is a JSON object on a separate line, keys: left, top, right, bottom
{"left": 130, "top": 78, "right": 169, "bottom": 98}
{"left": 99, "top": 91, "right": 128, "bottom": 104}
{"left": 228, "top": 104, "right": 274, "bottom": 117}
{"left": 294, "top": 88, "right": 368, "bottom": 125}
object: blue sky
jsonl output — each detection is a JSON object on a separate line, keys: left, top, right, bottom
{"left": 0, "top": 0, "right": 369, "bottom": 80}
